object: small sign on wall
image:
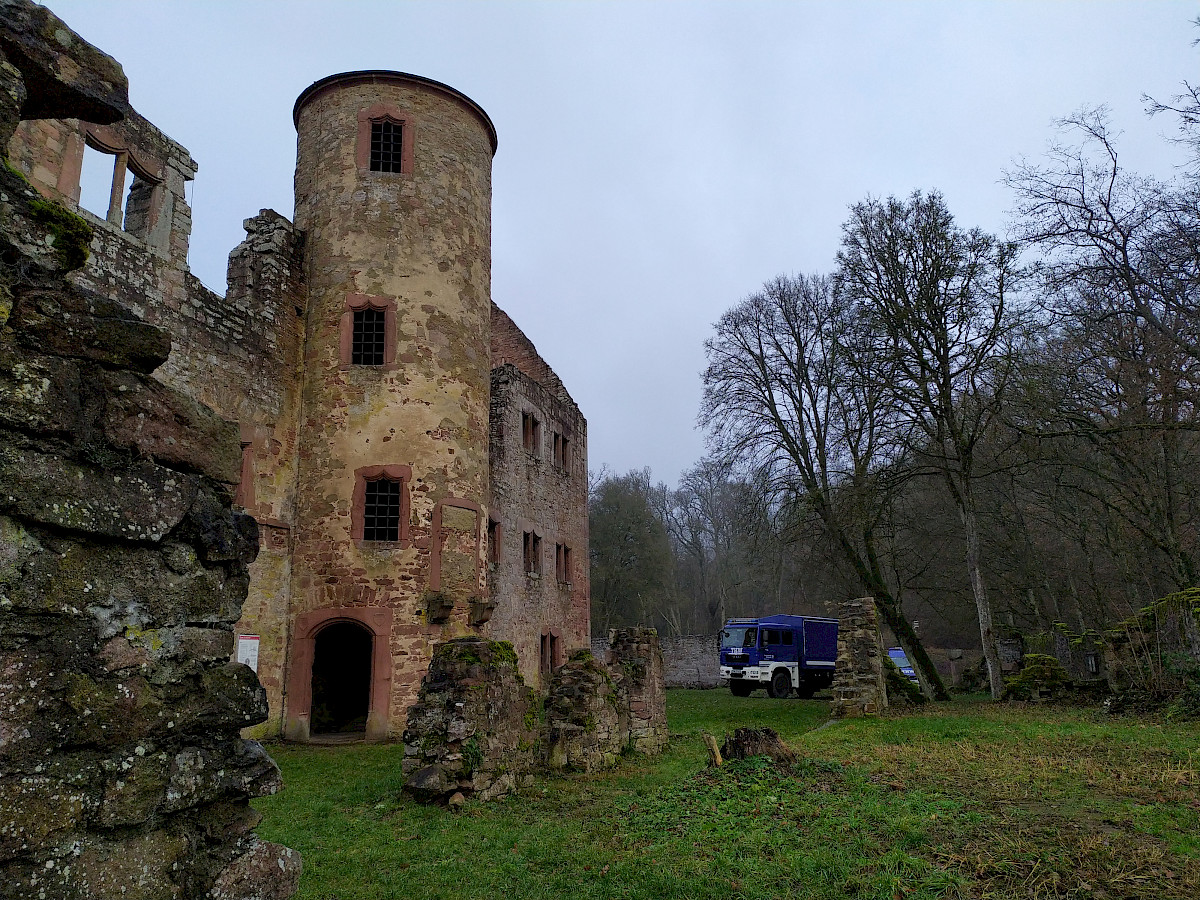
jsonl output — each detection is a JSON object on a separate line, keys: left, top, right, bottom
{"left": 237, "top": 634, "right": 260, "bottom": 673}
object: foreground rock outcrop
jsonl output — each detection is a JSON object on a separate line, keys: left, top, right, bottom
{"left": 0, "top": 3, "right": 299, "bottom": 897}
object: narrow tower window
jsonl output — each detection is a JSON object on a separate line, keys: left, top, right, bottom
{"left": 369, "top": 120, "right": 404, "bottom": 173}
{"left": 363, "top": 478, "right": 402, "bottom": 540}
{"left": 352, "top": 307, "right": 387, "bottom": 365}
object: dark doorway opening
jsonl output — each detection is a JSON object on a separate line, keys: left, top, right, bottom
{"left": 311, "top": 622, "right": 372, "bottom": 735}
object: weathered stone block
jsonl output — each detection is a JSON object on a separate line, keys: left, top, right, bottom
{"left": 7, "top": 287, "right": 172, "bottom": 373}
{"left": 209, "top": 838, "right": 302, "bottom": 900}
{"left": 0, "top": 442, "right": 199, "bottom": 541}
{"left": 100, "top": 369, "right": 242, "bottom": 483}
{"left": 0, "top": 343, "right": 82, "bottom": 436}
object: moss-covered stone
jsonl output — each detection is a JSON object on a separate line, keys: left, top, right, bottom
{"left": 28, "top": 196, "right": 93, "bottom": 270}
{"left": 1003, "top": 654, "right": 1074, "bottom": 702}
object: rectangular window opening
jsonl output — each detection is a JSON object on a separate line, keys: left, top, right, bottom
{"left": 555, "top": 543, "right": 573, "bottom": 583}
{"left": 352, "top": 307, "right": 387, "bottom": 365}
{"left": 523, "top": 531, "right": 541, "bottom": 575}
{"left": 487, "top": 519, "right": 500, "bottom": 566}
{"left": 363, "top": 478, "right": 402, "bottom": 541}
{"left": 79, "top": 143, "right": 131, "bottom": 224}
{"left": 369, "top": 120, "right": 404, "bottom": 173}
{"left": 522, "top": 412, "right": 542, "bottom": 456}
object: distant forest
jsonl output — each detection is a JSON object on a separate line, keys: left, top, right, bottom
{"left": 589, "top": 50, "right": 1200, "bottom": 691}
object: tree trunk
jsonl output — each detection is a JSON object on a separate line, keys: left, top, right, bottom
{"left": 832, "top": 527, "right": 952, "bottom": 700}
{"left": 959, "top": 493, "right": 1004, "bottom": 698}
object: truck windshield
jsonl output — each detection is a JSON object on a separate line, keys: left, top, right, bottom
{"left": 721, "top": 627, "right": 758, "bottom": 649}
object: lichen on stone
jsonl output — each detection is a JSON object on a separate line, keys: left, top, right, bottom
{"left": 28, "top": 196, "right": 93, "bottom": 270}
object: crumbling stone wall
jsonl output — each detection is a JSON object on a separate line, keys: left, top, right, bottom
{"left": 545, "top": 629, "right": 669, "bottom": 771}
{"left": 596, "top": 633, "right": 720, "bottom": 688}
{"left": 545, "top": 649, "right": 625, "bottom": 771}
{"left": 403, "top": 629, "right": 668, "bottom": 801}
{"left": 0, "top": 4, "right": 298, "bottom": 896}
{"left": 830, "top": 596, "right": 888, "bottom": 717}
{"left": 488, "top": 361, "right": 589, "bottom": 688}
{"left": 1104, "top": 588, "right": 1200, "bottom": 694}
{"left": 605, "top": 627, "right": 669, "bottom": 752}
{"left": 401, "top": 638, "right": 541, "bottom": 802}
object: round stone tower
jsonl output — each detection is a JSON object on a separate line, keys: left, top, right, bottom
{"left": 284, "top": 72, "right": 497, "bottom": 740}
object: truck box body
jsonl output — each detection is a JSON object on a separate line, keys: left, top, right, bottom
{"left": 719, "top": 614, "right": 837, "bottom": 698}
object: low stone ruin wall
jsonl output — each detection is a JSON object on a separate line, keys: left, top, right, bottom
{"left": 401, "top": 638, "right": 540, "bottom": 802}
{"left": 606, "top": 627, "right": 669, "bottom": 752}
{"left": 830, "top": 596, "right": 888, "bottom": 717}
{"left": 404, "top": 628, "right": 669, "bottom": 802}
{"left": 0, "top": 5, "right": 298, "bottom": 895}
{"left": 1104, "top": 588, "right": 1200, "bottom": 694}
{"left": 592, "top": 632, "right": 720, "bottom": 688}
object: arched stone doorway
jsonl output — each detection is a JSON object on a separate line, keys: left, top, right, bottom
{"left": 284, "top": 607, "right": 393, "bottom": 742}
{"left": 310, "top": 622, "right": 372, "bottom": 736}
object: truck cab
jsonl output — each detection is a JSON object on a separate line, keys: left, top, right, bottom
{"left": 720, "top": 614, "right": 837, "bottom": 698}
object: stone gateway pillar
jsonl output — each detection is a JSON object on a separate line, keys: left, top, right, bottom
{"left": 830, "top": 596, "right": 888, "bottom": 718}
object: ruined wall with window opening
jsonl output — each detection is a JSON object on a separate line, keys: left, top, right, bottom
{"left": 488, "top": 349, "right": 589, "bottom": 689}
{"left": 5, "top": 3, "right": 590, "bottom": 746}
{"left": 0, "top": 2, "right": 299, "bottom": 894}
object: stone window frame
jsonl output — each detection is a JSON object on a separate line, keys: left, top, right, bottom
{"left": 487, "top": 518, "right": 502, "bottom": 569}
{"left": 429, "top": 496, "right": 483, "bottom": 594}
{"left": 523, "top": 529, "right": 543, "bottom": 578}
{"left": 551, "top": 429, "right": 571, "bottom": 472}
{"left": 351, "top": 464, "right": 411, "bottom": 546}
{"left": 339, "top": 294, "right": 397, "bottom": 370}
{"left": 555, "top": 542, "right": 573, "bottom": 586}
{"left": 521, "top": 411, "right": 542, "bottom": 458}
{"left": 540, "top": 627, "right": 562, "bottom": 677}
{"left": 74, "top": 124, "right": 166, "bottom": 237}
{"left": 356, "top": 103, "right": 416, "bottom": 176}
{"left": 284, "top": 607, "right": 393, "bottom": 743}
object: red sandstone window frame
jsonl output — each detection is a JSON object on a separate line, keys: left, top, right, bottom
{"left": 429, "top": 497, "right": 483, "bottom": 594}
{"left": 356, "top": 103, "right": 415, "bottom": 176}
{"left": 340, "top": 294, "right": 397, "bottom": 369}
{"left": 555, "top": 543, "right": 572, "bottom": 585}
{"left": 540, "top": 627, "right": 562, "bottom": 677}
{"left": 522, "top": 412, "right": 542, "bottom": 458}
{"left": 351, "top": 464, "right": 411, "bottom": 545}
{"left": 523, "top": 530, "right": 542, "bottom": 576}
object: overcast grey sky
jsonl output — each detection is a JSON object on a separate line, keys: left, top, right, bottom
{"left": 50, "top": 0, "right": 1198, "bottom": 486}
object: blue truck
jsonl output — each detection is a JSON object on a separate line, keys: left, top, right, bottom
{"left": 719, "top": 614, "right": 838, "bottom": 698}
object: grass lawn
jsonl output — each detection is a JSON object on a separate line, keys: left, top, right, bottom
{"left": 255, "top": 690, "right": 1200, "bottom": 900}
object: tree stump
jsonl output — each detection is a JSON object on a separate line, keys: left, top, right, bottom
{"left": 720, "top": 727, "right": 797, "bottom": 764}
{"left": 702, "top": 731, "right": 723, "bottom": 767}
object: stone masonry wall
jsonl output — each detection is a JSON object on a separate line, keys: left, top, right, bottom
{"left": 1104, "top": 588, "right": 1200, "bottom": 694}
{"left": 605, "top": 627, "right": 669, "bottom": 752}
{"left": 592, "top": 633, "right": 720, "bottom": 688}
{"left": 403, "top": 629, "right": 668, "bottom": 801}
{"left": 545, "top": 649, "right": 626, "bottom": 772}
{"left": 401, "top": 638, "right": 540, "bottom": 802}
{"left": 487, "top": 362, "right": 589, "bottom": 688}
{"left": 0, "top": 5, "right": 298, "bottom": 895}
{"left": 491, "top": 302, "right": 573, "bottom": 407}
{"left": 830, "top": 597, "right": 888, "bottom": 717}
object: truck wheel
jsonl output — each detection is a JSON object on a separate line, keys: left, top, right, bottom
{"left": 730, "top": 681, "right": 753, "bottom": 697}
{"left": 767, "top": 669, "right": 791, "bottom": 699}
{"left": 795, "top": 678, "right": 816, "bottom": 700}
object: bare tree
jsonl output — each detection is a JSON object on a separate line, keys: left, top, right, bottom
{"left": 1007, "top": 108, "right": 1200, "bottom": 365}
{"left": 701, "top": 272, "right": 950, "bottom": 698}
{"left": 836, "top": 190, "right": 1025, "bottom": 698}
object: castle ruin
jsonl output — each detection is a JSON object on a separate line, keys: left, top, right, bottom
{"left": 7, "top": 44, "right": 590, "bottom": 742}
